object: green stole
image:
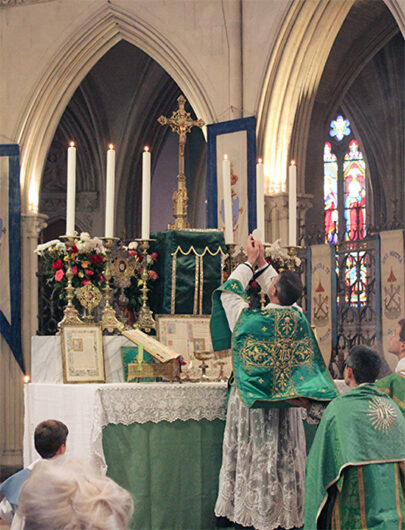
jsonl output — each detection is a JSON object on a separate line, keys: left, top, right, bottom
{"left": 376, "top": 372, "right": 405, "bottom": 417}
{"left": 210, "top": 278, "right": 338, "bottom": 408}
{"left": 305, "top": 384, "right": 405, "bottom": 529}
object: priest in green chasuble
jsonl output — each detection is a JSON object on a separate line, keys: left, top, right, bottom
{"left": 305, "top": 345, "right": 405, "bottom": 530}
{"left": 210, "top": 235, "right": 337, "bottom": 530}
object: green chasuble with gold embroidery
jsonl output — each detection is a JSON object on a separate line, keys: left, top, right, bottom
{"left": 210, "top": 278, "right": 338, "bottom": 408}
{"left": 376, "top": 372, "right": 405, "bottom": 417}
{"left": 305, "top": 384, "right": 405, "bottom": 530}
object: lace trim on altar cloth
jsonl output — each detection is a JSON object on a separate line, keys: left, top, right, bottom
{"left": 91, "top": 382, "right": 228, "bottom": 473}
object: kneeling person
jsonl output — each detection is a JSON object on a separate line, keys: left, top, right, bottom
{"left": 305, "top": 345, "right": 405, "bottom": 529}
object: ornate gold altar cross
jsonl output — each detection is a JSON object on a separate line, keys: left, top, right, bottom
{"left": 158, "top": 95, "right": 205, "bottom": 230}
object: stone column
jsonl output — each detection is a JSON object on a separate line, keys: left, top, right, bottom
{"left": 21, "top": 213, "right": 48, "bottom": 374}
{"left": 265, "top": 193, "right": 313, "bottom": 245}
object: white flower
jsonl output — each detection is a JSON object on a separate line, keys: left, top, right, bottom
{"left": 128, "top": 241, "right": 138, "bottom": 250}
{"left": 146, "top": 254, "right": 153, "bottom": 264}
{"left": 76, "top": 240, "right": 86, "bottom": 252}
{"left": 84, "top": 239, "right": 97, "bottom": 250}
{"left": 34, "top": 239, "right": 63, "bottom": 255}
{"left": 80, "top": 232, "right": 90, "bottom": 242}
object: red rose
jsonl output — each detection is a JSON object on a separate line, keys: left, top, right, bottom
{"left": 71, "top": 266, "right": 78, "bottom": 275}
{"left": 150, "top": 252, "right": 158, "bottom": 260}
{"left": 99, "top": 275, "right": 105, "bottom": 282}
{"left": 55, "top": 269, "right": 64, "bottom": 281}
{"left": 82, "top": 280, "right": 91, "bottom": 286}
{"left": 72, "top": 245, "right": 78, "bottom": 253}
{"left": 128, "top": 250, "right": 136, "bottom": 256}
{"left": 84, "top": 269, "right": 94, "bottom": 276}
{"left": 90, "top": 254, "right": 103, "bottom": 264}
{"left": 52, "top": 259, "right": 63, "bottom": 270}
{"left": 148, "top": 270, "right": 158, "bottom": 280}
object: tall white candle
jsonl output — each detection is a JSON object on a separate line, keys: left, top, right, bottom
{"left": 288, "top": 160, "right": 297, "bottom": 246}
{"left": 142, "top": 146, "right": 151, "bottom": 239}
{"left": 66, "top": 142, "right": 76, "bottom": 236}
{"left": 222, "top": 155, "right": 233, "bottom": 244}
{"left": 256, "top": 158, "right": 265, "bottom": 241}
{"left": 105, "top": 144, "right": 116, "bottom": 238}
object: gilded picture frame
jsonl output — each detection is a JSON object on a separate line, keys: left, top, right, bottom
{"left": 61, "top": 324, "right": 105, "bottom": 383}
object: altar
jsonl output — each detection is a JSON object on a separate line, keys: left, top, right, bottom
{"left": 24, "top": 381, "right": 227, "bottom": 530}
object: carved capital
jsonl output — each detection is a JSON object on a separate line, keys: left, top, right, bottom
{"left": 21, "top": 213, "right": 48, "bottom": 238}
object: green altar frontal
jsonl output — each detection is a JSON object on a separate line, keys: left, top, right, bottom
{"left": 150, "top": 230, "right": 226, "bottom": 315}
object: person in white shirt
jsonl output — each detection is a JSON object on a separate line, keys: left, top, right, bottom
{"left": 376, "top": 318, "right": 405, "bottom": 415}
{"left": 0, "top": 419, "right": 68, "bottom": 529}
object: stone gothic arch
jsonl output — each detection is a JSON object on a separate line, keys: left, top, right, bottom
{"left": 17, "top": 3, "right": 215, "bottom": 212}
{"left": 256, "top": 0, "right": 404, "bottom": 198}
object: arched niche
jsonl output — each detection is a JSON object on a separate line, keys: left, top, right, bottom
{"left": 18, "top": 3, "right": 215, "bottom": 214}
{"left": 39, "top": 40, "right": 207, "bottom": 239}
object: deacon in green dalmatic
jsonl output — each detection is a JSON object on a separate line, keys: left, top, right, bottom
{"left": 211, "top": 235, "right": 337, "bottom": 530}
{"left": 305, "top": 345, "right": 405, "bottom": 529}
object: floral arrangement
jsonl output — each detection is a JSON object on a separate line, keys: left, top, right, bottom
{"left": 35, "top": 232, "right": 106, "bottom": 298}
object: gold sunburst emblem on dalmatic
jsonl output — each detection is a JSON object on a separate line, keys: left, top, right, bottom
{"left": 366, "top": 396, "right": 398, "bottom": 435}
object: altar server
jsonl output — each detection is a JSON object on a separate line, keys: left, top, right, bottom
{"left": 0, "top": 419, "right": 68, "bottom": 529}
{"left": 211, "top": 235, "right": 337, "bottom": 530}
{"left": 305, "top": 345, "right": 405, "bottom": 529}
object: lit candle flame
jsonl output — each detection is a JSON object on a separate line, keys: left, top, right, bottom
{"left": 258, "top": 158, "right": 263, "bottom": 164}
{"left": 290, "top": 160, "right": 296, "bottom": 166}
{"left": 224, "top": 154, "right": 228, "bottom": 160}
{"left": 69, "top": 141, "right": 75, "bottom": 148}
{"left": 108, "top": 143, "right": 114, "bottom": 150}
{"left": 144, "top": 146, "right": 149, "bottom": 152}
{"left": 23, "top": 375, "right": 30, "bottom": 383}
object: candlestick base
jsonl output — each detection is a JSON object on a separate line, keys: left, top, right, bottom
{"left": 134, "top": 238, "right": 156, "bottom": 333}
{"left": 101, "top": 305, "right": 125, "bottom": 333}
{"left": 101, "top": 237, "right": 123, "bottom": 333}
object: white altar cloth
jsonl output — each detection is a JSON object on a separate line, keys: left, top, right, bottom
{"left": 24, "top": 382, "right": 228, "bottom": 473}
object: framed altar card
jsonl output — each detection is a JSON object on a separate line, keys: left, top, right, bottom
{"left": 156, "top": 315, "right": 213, "bottom": 361}
{"left": 156, "top": 315, "right": 232, "bottom": 379}
{"left": 61, "top": 324, "right": 105, "bottom": 383}
{"left": 206, "top": 116, "right": 257, "bottom": 246}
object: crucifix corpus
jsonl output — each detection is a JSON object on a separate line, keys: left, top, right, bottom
{"left": 158, "top": 95, "right": 205, "bottom": 230}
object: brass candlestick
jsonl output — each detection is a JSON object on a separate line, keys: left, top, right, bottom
{"left": 58, "top": 235, "right": 82, "bottom": 329}
{"left": 101, "top": 237, "right": 124, "bottom": 333}
{"left": 286, "top": 246, "right": 301, "bottom": 271}
{"left": 226, "top": 243, "right": 237, "bottom": 275}
{"left": 135, "top": 239, "right": 156, "bottom": 333}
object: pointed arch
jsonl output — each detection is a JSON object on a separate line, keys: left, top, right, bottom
{"left": 256, "top": 0, "right": 404, "bottom": 196}
{"left": 256, "top": 0, "right": 355, "bottom": 194}
{"left": 18, "top": 4, "right": 215, "bottom": 211}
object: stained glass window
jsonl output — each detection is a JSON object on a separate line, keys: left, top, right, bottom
{"left": 329, "top": 115, "right": 351, "bottom": 141}
{"left": 324, "top": 115, "right": 368, "bottom": 308}
{"left": 343, "top": 140, "right": 366, "bottom": 241}
{"left": 324, "top": 142, "right": 338, "bottom": 243}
